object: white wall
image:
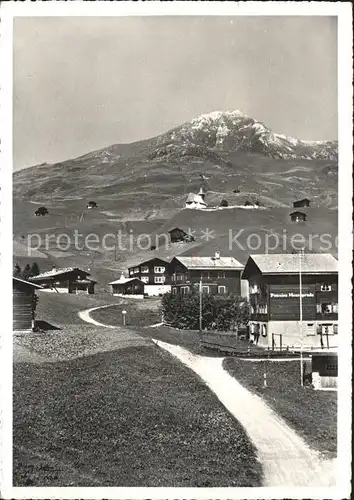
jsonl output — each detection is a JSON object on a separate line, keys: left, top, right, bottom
{"left": 40, "top": 287, "right": 69, "bottom": 293}
{"left": 144, "top": 285, "right": 171, "bottom": 296}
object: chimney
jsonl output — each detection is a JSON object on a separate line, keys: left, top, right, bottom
{"left": 214, "top": 251, "right": 220, "bottom": 260}
{"left": 120, "top": 272, "right": 125, "bottom": 281}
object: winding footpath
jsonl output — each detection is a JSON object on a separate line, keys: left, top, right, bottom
{"left": 77, "top": 307, "right": 336, "bottom": 487}
{"left": 152, "top": 339, "right": 336, "bottom": 488}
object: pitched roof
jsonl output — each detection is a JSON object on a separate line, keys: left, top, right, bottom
{"left": 246, "top": 253, "right": 338, "bottom": 275}
{"left": 13, "top": 277, "right": 43, "bottom": 289}
{"left": 290, "top": 211, "right": 307, "bottom": 216}
{"left": 186, "top": 193, "right": 207, "bottom": 205}
{"left": 30, "top": 267, "right": 90, "bottom": 280}
{"left": 174, "top": 256, "right": 243, "bottom": 269}
{"left": 109, "top": 277, "right": 144, "bottom": 285}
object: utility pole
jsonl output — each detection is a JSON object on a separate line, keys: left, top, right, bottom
{"left": 199, "top": 275, "right": 203, "bottom": 333}
{"left": 299, "top": 248, "right": 304, "bottom": 387}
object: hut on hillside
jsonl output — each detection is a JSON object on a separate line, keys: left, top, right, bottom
{"left": 30, "top": 266, "right": 97, "bottom": 294}
{"left": 185, "top": 186, "right": 207, "bottom": 210}
{"left": 34, "top": 206, "right": 48, "bottom": 216}
{"left": 293, "top": 198, "right": 311, "bottom": 208}
{"left": 289, "top": 211, "right": 307, "bottom": 223}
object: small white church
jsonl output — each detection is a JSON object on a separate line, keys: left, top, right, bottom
{"left": 185, "top": 186, "right": 207, "bottom": 210}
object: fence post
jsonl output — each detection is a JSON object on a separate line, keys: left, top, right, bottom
{"left": 280, "top": 334, "right": 282, "bottom": 352}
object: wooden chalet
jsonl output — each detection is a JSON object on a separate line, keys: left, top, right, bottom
{"left": 293, "top": 198, "right": 311, "bottom": 208}
{"left": 30, "top": 266, "right": 97, "bottom": 294}
{"left": 13, "top": 277, "right": 43, "bottom": 332}
{"left": 109, "top": 273, "right": 144, "bottom": 298}
{"left": 289, "top": 211, "right": 307, "bottom": 222}
{"left": 242, "top": 253, "right": 338, "bottom": 350}
{"left": 169, "top": 253, "right": 244, "bottom": 296}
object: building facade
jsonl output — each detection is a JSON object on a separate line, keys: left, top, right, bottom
{"left": 30, "top": 267, "right": 96, "bottom": 294}
{"left": 168, "top": 253, "right": 244, "bottom": 296}
{"left": 13, "top": 277, "right": 43, "bottom": 332}
{"left": 242, "top": 253, "right": 338, "bottom": 349}
{"left": 128, "top": 258, "right": 171, "bottom": 296}
{"left": 109, "top": 274, "right": 144, "bottom": 298}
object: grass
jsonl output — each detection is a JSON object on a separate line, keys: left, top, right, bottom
{"left": 89, "top": 301, "right": 161, "bottom": 327}
{"left": 35, "top": 290, "right": 121, "bottom": 327}
{"left": 223, "top": 358, "right": 337, "bottom": 457}
{"left": 13, "top": 345, "right": 262, "bottom": 487}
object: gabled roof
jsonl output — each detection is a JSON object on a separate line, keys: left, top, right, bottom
{"left": 294, "top": 198, "right": 311, "bottom": 203}
{"left": 168, "top": 227, "right": 188, "bottom": 234}
{"left": 243, "top": 253, "right": 338, "bottom": 276}
{"left": 128, "top": 257, "right": 171, "bottom": 269}
{"left": 30, "top": 267, "right": 90, "bottom": 280}
{"left": 109, "top": 276, "right": 144, "bottom": 285}
{"left": 174, "top": 256, "right": 243, "bottom": 270}
{"left": 290, "top": 211, "right": 307, "bottom": 217}
{"left": 13, "top": 277, "right": 43, "bottom": 289}
{"left": 186, "top": 193, "right": 207, "bottom": 205}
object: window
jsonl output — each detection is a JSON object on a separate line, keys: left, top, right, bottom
{"left": 306, "top": 323, "right": 315, "bottom": 336}
{"left": 321, "top": 324, "right": 333, "bottom": 335}
{"left": 129, "top": 269, "right": 133, "bottom": 276}
{"left": 250, "top": 283, "right": 259, "bottom": 294}
{"left": 202, "top": 286, "right": 210, "bottom": 294}
{"left": 217, "top": 271, "right": 225, "bottom": 278}
{"left": 133, "top": 267, "right": 139, "bottom": 274}
{"left": 333, "top": 324, "right": 338, "bottom": 334}
{"left": 154, "top": 276, "right": 165, "bottom": 284}
{"left": 321, "top": 284, "right": 332, "bottom": 291}
{"left": 140, "top": 276, "right": 149, "bottom": 284}
{"left": 320, "top": 303, "right": 337, "bottom": 314}
{"left": 177, "top": 274, "right": 184, "bottom": 281}
{"left": 171, "top": 274, "right": 176, "bottom": 282}
{"left": 154, "top": 266, "right": 165, "bottom": 273}
{"left": 256, "top": 304, "right": 268, "bottom": 314}
{"left": 325, "top": 363, "right": 338, "bottom": 371}
{"left": 141, "top": 266, "right": 149, "bottom": 273}
{"left": 172, "top": 287, "right": 177, "bottom": 295}
{"left": 218, "top": 285, "right": 227, "bottom": 294}
{"left": 201, "top": 271, "right": 210, "bottom": 279}
{"left": 180, "top": 286, "right": 189, "bottom": 295}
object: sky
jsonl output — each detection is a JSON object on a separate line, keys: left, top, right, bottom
{"left": 13, "top": 16, "right": 338, "bottom": 170}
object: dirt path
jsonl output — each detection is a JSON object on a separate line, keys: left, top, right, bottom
{"left": 78, "top": 305, "right": 117, "bottom": 328}
{"left": 153, "top": 339, "right": 336, "bottom": 488}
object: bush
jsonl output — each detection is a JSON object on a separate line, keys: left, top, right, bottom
{"left": 219, "top": 199, "right": 228, "bottom": 207}
{"left": 161, "top": 290, "right": 250, "bottom": 331}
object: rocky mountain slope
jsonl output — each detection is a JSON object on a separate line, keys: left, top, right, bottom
{"left": 13, "top": 110, "right": 338, "bottom": 216}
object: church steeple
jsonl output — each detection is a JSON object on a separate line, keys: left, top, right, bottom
{"left": 198, "top": 186, "right": 206, "bottom": 200}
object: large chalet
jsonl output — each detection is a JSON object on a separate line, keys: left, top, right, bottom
{"left": 242, "top": 253, "right": 338, "bottom": 350}
{"left": 30, "top": 266, "right": 97, "bottom": 294}
{"left": 128, "top": 258, "right": 171, "bottom": 296}
{"left": 168, "top": 253, "right": 244, "bottom": 296}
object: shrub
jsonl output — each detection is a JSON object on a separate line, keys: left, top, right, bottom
{"left": 161, "top": 290, "right": 250, "bottom": 331}
{"left": 219, "top": 199, "right": 228, "bottom": 207}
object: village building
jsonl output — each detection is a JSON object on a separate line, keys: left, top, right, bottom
{"left": 109, "top": 273, "right": 144, "bottom": 298}
{"left": 293, "top": 198, "right": 311, "bottom": 208}
{"left": 242, "top": 253, "right": 338, "bottom": 350}
{"left": 34, "top": 206, "right": 48, "bottom": 216}
{"left": 168, "top": 253, "right": 244, "bottom": 296}
{"left": 168, "top": 227, "right": 195, "bottom": 244}
{"left": 128, "top": 258, "right": 171, "bottom": 296}
{"left": 289, "top": 211, "right": 307, "bottom": 222}
{"left": 13, "top": 277, "right": 43, "bottom": 332}
{"left": 30, "top": 266, "right": 97, "bottom": 294}
{"left": 87, "top": 201, "right": 98, "bottom": 209}
{"left": 185, "top": 186, "right": 207, "bottom": 209}
{"left": 311, "top": 351, "right": 338, "bottom": 390}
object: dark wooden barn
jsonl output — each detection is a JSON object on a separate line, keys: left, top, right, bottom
{"left": 13, "top": 277, "right": 43, "bottom": 332}
{"left": 289, "top": 211, "right": 307, "bottom": 222}
{"left": 293, "top": 198, "right": 311, "bottom": 208}
{"left": 34, "top": 206, "right": 48, "bottom": 216}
